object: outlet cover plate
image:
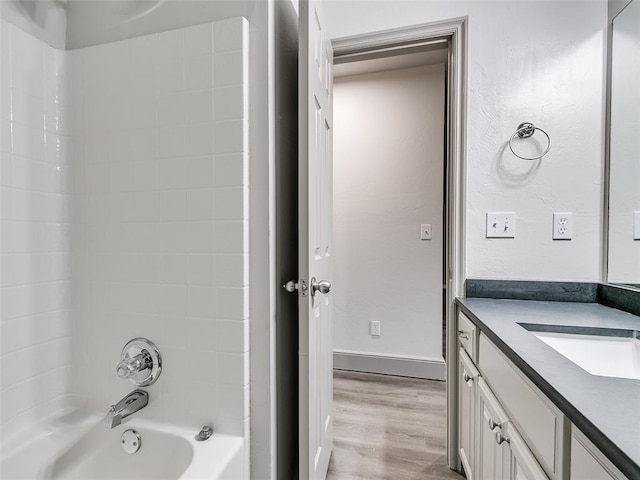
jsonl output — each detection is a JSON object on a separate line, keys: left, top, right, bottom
{"left": 553, "top": 212, "right": 573, "bottom": 240}
{"left": 486, "top": 212, "right": 516, "bottom": 238}
{"left": 370, "top": 321, "right": 381, "bottom": 336}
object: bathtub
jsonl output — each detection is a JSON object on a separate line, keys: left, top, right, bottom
{"left": 0, "top": 413, "right": 244, "bottom": 480}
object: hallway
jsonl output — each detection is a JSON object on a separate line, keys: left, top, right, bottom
{"left": 327, "top": 371, "right": 465, "bottom": 480}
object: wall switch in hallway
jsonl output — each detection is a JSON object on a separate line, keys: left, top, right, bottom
{"left": 421, "top": 224, "right": 432, "bottom": 240}
{"left": 486, "top": 212, "right": 516, "bottom": 238}
{"left": 634, "top": 212, "right": 640, "bottom": 240}
{"left": 553, "top": 213, "right": 572, "bottom": 240}
{"left": 370, "top": 321, "right": 381, "bottom": 336}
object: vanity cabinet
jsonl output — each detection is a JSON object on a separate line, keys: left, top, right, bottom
{"left": 456, "top": 310, "right": 558, "bottom": 480}
{"left": 455, "top": 303, "right": 637, "bottom": 480}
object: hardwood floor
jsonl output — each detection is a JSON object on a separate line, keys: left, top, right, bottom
{"left": 327, "top": 370, "right": 465, "bottom": 480}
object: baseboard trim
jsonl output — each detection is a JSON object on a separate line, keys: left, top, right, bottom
{"left": 333, "top": 350, "right": 446, "bottom": 380}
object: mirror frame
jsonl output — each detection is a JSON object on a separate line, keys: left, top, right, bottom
{"left": 603, "top": 0, "right": 640, "bottom": 291}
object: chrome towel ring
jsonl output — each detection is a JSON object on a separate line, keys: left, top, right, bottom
{"left": 508, "top": 122, "right": 551, "bottom": 160}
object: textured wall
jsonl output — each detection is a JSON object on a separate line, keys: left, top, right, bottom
{"left": 0, "top": 20, "right": 73, "bottom": 444}
{"left": 69, "top": 19, "right": 250, "bottom": 446}
{"left": 333, "top": 64, "right": 445, "bottom": 360}
{"left": 326, "top": 0, "right": 607, "bottom": 283}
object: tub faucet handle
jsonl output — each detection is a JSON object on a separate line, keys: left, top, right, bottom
{"left": 116, "top": 353, "right": 148, "bottom": 379}
{"left": 117, "top": 338, "right": 162, "bottom": 387}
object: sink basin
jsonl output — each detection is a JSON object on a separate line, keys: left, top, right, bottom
{"left": 520, "top": 324, "right": 640, "bottom": 381}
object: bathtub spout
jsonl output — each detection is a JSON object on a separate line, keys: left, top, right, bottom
{"left": 105, "top": 389, "right": 148, "bottom": 428}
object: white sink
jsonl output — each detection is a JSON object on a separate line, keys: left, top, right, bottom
{"left": 530, "top": 330, "right": 640, "bottom": 381}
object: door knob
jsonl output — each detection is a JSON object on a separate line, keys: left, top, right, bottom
{"left": 311, "top": 277, "right": 331, "bottom": 296}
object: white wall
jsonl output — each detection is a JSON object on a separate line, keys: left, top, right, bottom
{"left": 0, "top": 20, "right": 73, "bottom": 445}
{"left": 326, "top": 0, "right": 608, "bottom": 283}
{"left": 333, "top": 65, "right": 445, "bottom": 363}
{"left": 607, "top": 0, "right": 640, "bottom": 284}
{"left": 69, "top": 18, "right": 250, "bottom": 452}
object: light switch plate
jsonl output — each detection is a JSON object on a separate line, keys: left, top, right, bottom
{"left": 486, "top": 212, "right": 516, "bottom": 238}
{"left": 421, "top": 224, "right": 432, "bottom": 240}
{"left": 634, "top": 212, "right": 640, "bottom": 240}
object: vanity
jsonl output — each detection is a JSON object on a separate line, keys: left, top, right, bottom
{"left": 454, "top": 296, "right": 640, "bottom": 480}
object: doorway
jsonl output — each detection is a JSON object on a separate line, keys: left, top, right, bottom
{"left": 332, "top": 44, "right": 449, "bottom": 380}
{"left": 329, "top": 19, "right": 467, "bottom": 474}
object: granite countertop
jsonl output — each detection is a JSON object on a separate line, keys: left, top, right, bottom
{"left": 456, "top": 298, "right": 640, "bottom": 480}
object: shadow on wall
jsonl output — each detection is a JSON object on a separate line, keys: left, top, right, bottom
{"left": 495, "top": 141, "right": 542, "bottom": 188}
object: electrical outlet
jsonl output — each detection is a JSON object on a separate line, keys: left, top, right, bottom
{"left": 421, "top": 224, "right": 432, "bottom": 240}
{"left": 486, "top": 212, "right": 516, "bottom": 238}
{"left": 370, "top": 321, "right": 381, "bottom": 336}
{"left": 553, "top": 213, "right": 573, "bottom": 240}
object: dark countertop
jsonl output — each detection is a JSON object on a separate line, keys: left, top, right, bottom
{"left": 456, "top": 298, "right": 640, "bottom": 480}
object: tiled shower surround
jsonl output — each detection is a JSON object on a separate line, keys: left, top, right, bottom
{"left": 1, "top": 20, "right": 74, "bottom": 443}
{"left": 1, "top": 17, "right": 249, "bottom": 448}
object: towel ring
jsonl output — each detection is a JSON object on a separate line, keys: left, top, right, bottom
{"left": 509, "top": 122, "right": 551, "bottom": 160}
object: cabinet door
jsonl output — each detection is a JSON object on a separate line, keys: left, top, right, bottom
{"left": 505, "top": 423, "right": 549, "bottom": 480}
{"left": 570, "top": 427, "right": 626, "bottom": 480}
{"left": 477, "top": 378, "right": 510, "bottom": 480}
{"left": 459, "top": 348, "right": 479, "bottom": 479}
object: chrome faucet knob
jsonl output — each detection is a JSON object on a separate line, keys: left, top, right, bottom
{"left": 117, "top": 338, "right": 162, "bottom": 387}
{"left": 116, "top": 354, "right": 145, "bottom": 379}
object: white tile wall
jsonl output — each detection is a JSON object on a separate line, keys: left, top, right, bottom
{"left": 0, "top": 20, "right": 74, "bottom": 444}
{"left": 70, "top": 17, "right": 250, "bottom": 437}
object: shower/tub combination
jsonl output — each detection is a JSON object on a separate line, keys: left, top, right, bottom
{"left": 1, "top": 5, "right": 250, "bottom": 479}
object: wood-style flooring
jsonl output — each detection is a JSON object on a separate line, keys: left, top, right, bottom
{"left": 327, "top": 370, "right": 465, "bottom": 480}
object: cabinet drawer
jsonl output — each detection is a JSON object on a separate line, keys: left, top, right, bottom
{"left": 458, "top": 311, "right": 478, "bottom": 361}
{"left": 479, "top": 334, "right": 565, "bottom": 480}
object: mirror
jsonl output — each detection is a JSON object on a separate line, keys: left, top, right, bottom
{"left": 607, "top": 0, "right": 640, "bottom": 288}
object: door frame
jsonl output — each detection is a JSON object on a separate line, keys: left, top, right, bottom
{"left": 331, "top": 17, "right": 468, "bottom": 471}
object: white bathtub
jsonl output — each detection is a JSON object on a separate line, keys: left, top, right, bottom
{"left": 0, "top": 413, "right": 244, "bottom": 480}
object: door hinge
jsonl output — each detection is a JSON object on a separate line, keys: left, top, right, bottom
{"left": 283, "top": 278, "right": 308, "bottom": 297}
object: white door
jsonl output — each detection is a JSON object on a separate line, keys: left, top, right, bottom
{"left": 298, "top": 0, "right": 334, "bottom": 479}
